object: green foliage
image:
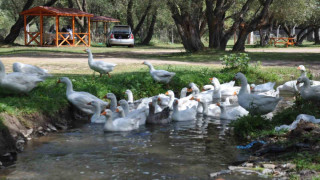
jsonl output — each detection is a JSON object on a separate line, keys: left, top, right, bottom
{"left": 232, "top": 97, "right": 320, "bottom": 140}
{"left": 220, "top": 53, "right": 250, "bottom": 72}
{"left": 231, "top": 115, "right": 272, "bottom": 140}
{"left": 293, "top": 152, "right": 320, "bottom": 171}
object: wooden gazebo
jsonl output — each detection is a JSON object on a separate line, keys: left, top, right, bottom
{"left": 20, "top": 6, "right": 94, "bottom": 47}
{"left": 91, "top": 16, "right": 120, "bottom": 34}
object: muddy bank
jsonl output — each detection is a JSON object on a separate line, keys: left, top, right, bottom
{"left": 0, "top": 105, "right": 79, "bottom": 166}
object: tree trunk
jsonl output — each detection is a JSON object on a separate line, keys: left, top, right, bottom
{"left": 232, "top": 0, "right": 273, "bottom": 51}
{"left": 296, "top": 27, "right": 314, "bottom": 45}
{"left": 167, "top": 0, "right": 204, "bottom": 52}
{"left": 233, "top": 30, "right": 249, "bottom": 51}
{"left": 259, "top": 29, "right": 264, "bottom": 46}
{"left": 132, "top": 0, "right": 152, "bottom": 35}
{"left": 4, "top": 0, "right": 58, "bottom": 44}
{"left": 314, "top": 27, "right": 320, "bottom": 44}
{"left": 127, "top": 0, "right": 134, "bottom": 30}
{"left": 142, "top": 10, "right": 157, "bottom": 45}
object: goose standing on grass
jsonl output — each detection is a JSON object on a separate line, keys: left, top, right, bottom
{"left": 171, "top": 99, "right": 197, "bottom": 121}
{"left": 13, "top": 62, "right": 51, "bottom": 78}
{"left": 101, "top": 109, "right": 139, "bottom": 132}
{"left": 234, "top": 72, "right": 282, "bottom": 115}
{"left": 84, "top": 48, "right": 117, "bottom": 77}
{"left": 142, "top": 61, "right": 175, "bottom": 84}
{"left": 87, "top": 101, "right": 106, "bottom": 123}
{"left": 57, "top": 77, "right": 108, "bottom": 115}
{"left": 296, "top": 76, "right": 320, "bottom": 101}
{"left": 0, "top": 60, "right": 44, "bottom": 94}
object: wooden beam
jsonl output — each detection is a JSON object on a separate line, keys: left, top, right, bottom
{"left": 40, "top": 14, "right": 43, "bottom": 46}
{"left": 104, "top": 22, "right": 107, "bottom": 42}
{"left": 55, "top": 16, "right": 59, "bottom": 47}
{"left": 88, "top": 17, "right": 91, "bottom": 46}
{"left": 24, "top": 15, "right": 27, "bottom": 46}
{"left": 72, "top": 16, "right": 75, "bottom": 46}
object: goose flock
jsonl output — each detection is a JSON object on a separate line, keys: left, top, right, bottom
{"left": 0, "top": 49, "right": 319, "bottom": 133}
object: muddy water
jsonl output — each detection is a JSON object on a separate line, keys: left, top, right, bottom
{"left": 0, "top": 117, "right": 269, "bottom": 180}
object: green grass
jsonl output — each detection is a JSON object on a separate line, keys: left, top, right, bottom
{"left": 0, "top": 44, "right": 319, "bottom": 63}
{"left": 0, "top": 64, "right": 297, "bottom": 116}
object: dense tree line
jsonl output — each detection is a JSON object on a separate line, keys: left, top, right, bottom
{"left": 0, "top": 0, "right": 319, "bottom": 52}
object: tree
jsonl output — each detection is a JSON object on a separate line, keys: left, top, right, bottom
{"left": 142, "top": 8, "right": 158, "bottom": 45}
{"left": 3, "top": 0, "right": 58, "bottom": 44}
{"left": 232, "top": 0, "right": 274, "bottom": 51}
{"left": 167, "top": 0, "right": 205, "bottom": 52}
{"left": 67, "top": 0, "right": 88, "bottom": 32}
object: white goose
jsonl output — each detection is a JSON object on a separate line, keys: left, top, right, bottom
{"left": 0, "top": 60, "right": 44, "bottom": 94}
{"left": 235, "top": 72, "right": 282, "bottom": 115}
{"left": 210, "top": 77, "right": 240, "bottom": 97}
{"left": 197, "top": 99, "right": 220, "bottom": 117}
{"left": 13, "top": 62, "right": 51, "bottom": 78}
{"left": 217, "top": 102, "right": 248, "bottom": 120}
{"left": 188, "top": 82, "right": 213, "bottom": 102}
{"left": 250, "top": 82, "right": 275, "bottom": 92}
{"left": 101, "top": 109, "right": 139, "bottom": 132}
{"left": 104, "top": 93, "right": 118, "bottom": 112}
{"left": 58, "top": 77, "right": 108, "bottom": 115}
{"left": 297, "top": 65, "right": 320, "bottom": 86}
{"left": 143, "top": 61, "right": 175, "bottom": 83}
{"left": 297, "top": 76, "right": 320, "bottom": 101}
{"left": 87, "top": 101, "right": 106, "bottom": 123}
{"left": 85, "top": 48, "right": 117, "bottom": 77}
{"left": 119, "top": 99, "right": 148, "bottom": 126}
{"left": 171, "top": 99, "right": 197, "bottom": 121}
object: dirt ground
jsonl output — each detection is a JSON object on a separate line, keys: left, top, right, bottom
{"left": 0, "top": 47, "right": 320, "bottom": 75}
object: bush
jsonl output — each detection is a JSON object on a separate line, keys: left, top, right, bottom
{"left": 220, "top": 53, "right": 250, "bottom": 72}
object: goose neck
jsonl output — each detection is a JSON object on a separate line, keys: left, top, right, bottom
{"left": 147, "top": 63, "right": 155, "bottom": 71}
{"left": 0, "top": 61, "right": 6, "bottom": 80}
{"left": 239, "top": 77, "right": 248, "bottom": 95}
{"left": 104, "top": 115, "right": 113, "bottom": 128}
{"left": 120, "top": 103, "right": 129, "bottom": 116}
{"left": 109, "top": 97, "right": 117, "bottom": 112}
{"left": 126, "top": 92, "right": 134, "bottom": 103}
{"left": 87, "top": 51, "right": 94, "bottom": 63}
{"left": 64, "top": 79, "right": 74, "bottom": 95}
{"left": 91, "top": 104, "right": 101, "bottom": 123}
{"left": 202, "top": 102, "right": 208, "bottom": 114}
{"left": 168, "top": 93, "right": 175, "bottom": 108}
{"left": 303, "top": 78, "right": 311, "bottom": 88}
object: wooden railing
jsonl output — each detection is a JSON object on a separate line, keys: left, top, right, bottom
{"left": 26, "top": 32, "right": 40, "bottom": 45}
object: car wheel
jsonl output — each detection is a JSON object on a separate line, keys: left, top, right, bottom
{"left": 128, "top": 45, "right": 134, "bottom": 48}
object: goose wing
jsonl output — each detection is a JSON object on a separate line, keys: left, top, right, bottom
{"left": 152, "top": 70, "right": 175, "bottom": 77}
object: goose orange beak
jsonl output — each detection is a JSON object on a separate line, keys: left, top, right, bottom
{"left": 201, "top": 88, "right": 205, "bottom": 92}
{"left": 101, "top": 111, "right": 107, "bottom": 115}
{"left": 250, "top": 87, "right": 253, "bottom": 90}
{"left": 57, "top": 79, "right": 61, "bottom": 83}
{"left": 190, "top": 97, "right": 194, "bottom": 100}
{"left": 297, "top": 67, "right": 301, "bottom": 70}
{"left": 83, "top": 49, "right": 87, "bottom": 52}
{"left": 87, "top": 102, "right": 92, "bottom": 105}
{"left": 103, "top": 95, "right": 107, "bottom": 99}
{"left": 233, "top": 91, "right": 237, "bottom": 95}
{"left": 117, "top": 103, "right": 120, "bottom": 106}
{"left": 217, "top": 102, "right": 221, "bottom": 106}
{"left": 209, "top": 78, "right": 213, "bottom": 81}
{"left": 165, "top": 91, "right": 169, "bottom": 95}
{"left": 196, "top": 98, "right": 200, "bottom": 102}
{"left": 157, "top": 97, "right": 161, "bottom": 102}
{"left": 296, "top": 81, "right": 300, "bottom": 85}
{"left": 116, "top": 108, "right": 119, "bottom": 113}
{"left": 187, "top": 88, "right": 193, "bottom": 92}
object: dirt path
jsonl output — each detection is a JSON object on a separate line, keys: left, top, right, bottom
{"left": 1, "top": 48, "right": 320, "bottom": 75}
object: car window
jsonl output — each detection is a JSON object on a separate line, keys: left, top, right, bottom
{"left": 112, "top": 26, "right": 131, "bottom": 33}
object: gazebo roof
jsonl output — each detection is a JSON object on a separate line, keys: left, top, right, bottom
{"left": 90, "top": 16, "right": 120, "bottom": 22}
{"left": 20, "top": 6, "right": 93, "bottom": 17}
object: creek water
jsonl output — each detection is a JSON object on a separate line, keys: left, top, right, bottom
{"left": 1, "top": 117, "right": 270, "bottom": 180}
{"left": 0, "top": 93, "right": 295, "bottom": 180}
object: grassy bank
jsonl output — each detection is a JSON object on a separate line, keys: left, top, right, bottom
{"left": 0, "top": 64, "right": 298, "bottom": 116}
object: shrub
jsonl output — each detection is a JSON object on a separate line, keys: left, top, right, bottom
{"left": 220, "top": 53, "right": 250, "bottom": 72}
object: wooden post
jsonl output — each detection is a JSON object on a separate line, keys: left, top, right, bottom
{"left": 55, "top": 16, "right": 59, "bottom": 47}
{"left": 72, "top": 16, "right": 75, "bottom": 46}
{"left": 234, "top": 31, "right": 237, "bottom": 45}
{"left": 24, "top": 15, "right": 27, "bottom": 46}
{"left": 88, "top": 16, "right": 91, "bottom": 46}
{"left": 40, "top": 14, "right": 43, "bottom": 46}
{"left": 104, "top": 22, "right": 107, "bottom": 42}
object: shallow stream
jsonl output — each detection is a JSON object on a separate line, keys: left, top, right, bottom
{"left": 0, "top": 93, "right": 295, "bottom": 180}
